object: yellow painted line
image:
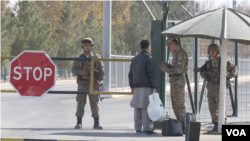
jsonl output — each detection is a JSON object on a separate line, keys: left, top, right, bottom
{"left": 1, "top": 138, "right": 80, "bottom": 141}
{"left": 1, "top": 56, "right": 15, "bottom": 60}
{"left": 1, "top": 90, "right": 16, "bottom": 93}
{"left": 1, "top": 138, "right": 23, "bottom": 141}
{"left": 1, "top": 139, "right": 79, "bottom": 141}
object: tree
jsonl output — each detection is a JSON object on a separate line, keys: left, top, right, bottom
{"left": 36, "top": 1, "right": 132, "bottom": 27}
{"left": 122, "top": 1, "right": 154, "bottom": 55}
{"left": 237, "top": 1, "right": 250, "bottom": 16}
{"left": 1, "top": 1, "right": 9, "bottom": 14}
{"left": 199, "top": 0, "right": 216, "bottom": 13}
{"left": 1, "top": 6, "right": 18, "bottom": 67}
{"left": 35, "top": 1, "right": 134, "bottom": 57}
{"left": 195, "top": 1, "right": 200, "bottom": 13}
{"left": 55, "top": 1, "right": 79, "bottom": 78}
{"left": 82, "top": 10, "right": 103, "bottom": 55}
{"left": 167, "top": 1, "right": 190, "bottom": 21}
{"left": 35, "top": 1, "right": 65, "bottom": 29}
{"left": 111, "top": 24, "right": 127, "bottom": 55}
{"left": 55, "top": 8, "right": 104, "bottom": 78}
{"left": 10, "top": 1, "right": 59, "bottom": 57}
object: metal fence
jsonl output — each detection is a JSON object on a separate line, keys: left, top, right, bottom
{"left": 110, "top": 51, "right": 138, "bottom": 90}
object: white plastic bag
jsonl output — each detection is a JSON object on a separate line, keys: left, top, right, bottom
{"left": 147, "top": 92, "right": 166, "bottom": 122}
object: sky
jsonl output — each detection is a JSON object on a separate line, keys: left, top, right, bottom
{"left": 8, "top": 0, "right": 18, "bottom": 8}
{"left": 206, "top": 0, "right": 233, "bottom": 7}
{"left": 196, "top": 0, "right": 250, "bottom": 8}
{"left": 7, "top": 0, "right": 250, "bottom": 9}
{"left": 214, "top": 0, "right": 233, "bottom": 6}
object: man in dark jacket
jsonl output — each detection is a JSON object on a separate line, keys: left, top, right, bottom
{"left": 128, "top": 40, "right": 157, "bottom": 135}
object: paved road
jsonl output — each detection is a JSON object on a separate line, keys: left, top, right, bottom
{"left": 1, "top": 85, "right": 221, "bottom": 141}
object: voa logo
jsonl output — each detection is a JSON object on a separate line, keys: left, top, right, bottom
{"left": 226, "top": 129, "right": 246, "bottom": 136}
{"left": 223, "top": 125, "right": 249, "bottom": 140}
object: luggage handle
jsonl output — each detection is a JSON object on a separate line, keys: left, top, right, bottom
{"left": 165, "top": 112, "right": 178, "bottom": 121}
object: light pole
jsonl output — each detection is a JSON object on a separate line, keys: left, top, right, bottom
{"left": 102, "top": 1, "right": 112, "bottom": 96}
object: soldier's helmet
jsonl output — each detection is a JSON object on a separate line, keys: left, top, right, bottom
{"left": 207, "top": 44, "right": 220, "bottom": 54}
{"left": 81, "top": 38, "right": 94, "bottom": 47}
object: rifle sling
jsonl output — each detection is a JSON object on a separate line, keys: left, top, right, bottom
{"left": 208, "top": 57, "right": 221, "bottom": 73}
{"left": 79, "top": 53, "right": 98, "bottom": 82}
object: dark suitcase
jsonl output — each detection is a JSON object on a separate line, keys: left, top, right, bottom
{"left": 162, "top": 118, "right": 183, "bottom": 136}
{"left": 188, "top": 121, "right": 201, "bottom": 141}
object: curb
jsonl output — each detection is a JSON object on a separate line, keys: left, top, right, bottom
{"left": 1, "top": 138, "right": 81, "bottom": 141}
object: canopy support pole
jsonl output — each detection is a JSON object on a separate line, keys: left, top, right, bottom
{"left": 194, "top": 38, "right": 198, "bottom": 113}
{"left": 218, "top": 39, "right": 228, "bottom": 132}
{"left": 235, "top": 42, "right": 238, "bottom": 117}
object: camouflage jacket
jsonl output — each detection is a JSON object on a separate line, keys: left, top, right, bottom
{"left": 71, "top": 52, "right": 105, "bottom": 82}
{"left": 166, "top": 48, "right": 188, "bottom": 75}
{"left": 200, "top": 57, "right": 238, "bottom": 84}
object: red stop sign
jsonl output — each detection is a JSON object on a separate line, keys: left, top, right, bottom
{"left": 9, "top": 51, "right": 56, "bottom": 97}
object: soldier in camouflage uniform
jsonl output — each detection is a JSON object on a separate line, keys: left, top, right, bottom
{"left": 71, "top": 38, "right": 105, "bottom": 130}
{"left": 160, "top": 37, "right": 188, "bottom": 134}
{"left": 194, "top": 44, "right": 238, "bottom": 132}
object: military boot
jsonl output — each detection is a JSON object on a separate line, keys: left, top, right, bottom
{"left": 181, "top": 122, "right": 186, "bottom": 135}
{"left": 93, "top": 117, "right": 103, "bottom": 130}
{"left": 207, "top": 122, "right": 218, "bottom": 132}
{"left": 74, "top": 117, "right": 82, "bottom": 129}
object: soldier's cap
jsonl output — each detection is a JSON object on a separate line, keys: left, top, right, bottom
{"left": 81, "top": 38, "right": 94, "bottom": 46}
{"left": 165, "top": 37, "right": 176, "bottom": 46}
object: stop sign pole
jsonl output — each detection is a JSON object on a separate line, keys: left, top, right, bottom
{"left": 9, "top": 51, "right": 56, "bottom": 97}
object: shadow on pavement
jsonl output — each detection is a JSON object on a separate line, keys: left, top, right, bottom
{"left": 48, "top": 132, "right": 184, "bottom": 138}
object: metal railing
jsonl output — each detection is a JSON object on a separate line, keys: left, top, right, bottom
{"left": 110, "top": 51, "right": 135, "bottom": 90}
{"left": 1, "top": 55, "right": 133, "bottom": 95}
{"left": 90, "top": 58, "right": 132, "bottom": 95}
{"left": 1, "top": 51, "right": 138, "bottom": 91}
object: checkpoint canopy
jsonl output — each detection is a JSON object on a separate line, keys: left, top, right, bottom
{"left": 161, "top": 8, "right": 250, "bottom": 45}
{"left": 9, "top": 51, "right": 56, "bottom": 97}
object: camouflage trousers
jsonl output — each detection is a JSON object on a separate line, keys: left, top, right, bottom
{"left": 207, "top": 82, "right": 227, "bottom": 123}
{"left": 170, "top": 75, "right": 186, "bottom": 122}
{"left": 75, "top": 81, "right": 100, "bottom": 118}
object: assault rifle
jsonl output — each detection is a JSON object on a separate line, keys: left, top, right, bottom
{"left": 193, "top": 62, "right": 230, "bottom": 84}
{"left": 206, "top": 70, "right": 219, "bottom": 84}
{"left": 82, "top": 60, "right": 104, "bottom": 101}
{"left": 82, "top": 61, "right": 101, "bottom": 91}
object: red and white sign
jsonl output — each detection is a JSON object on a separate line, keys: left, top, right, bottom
{"left": 9, "top": 51, "right": 56, "bottom": 97}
